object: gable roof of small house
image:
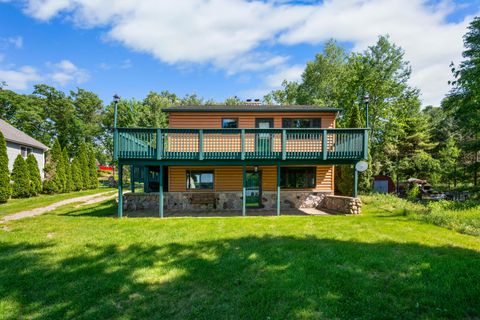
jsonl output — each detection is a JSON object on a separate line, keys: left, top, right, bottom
{"left": 0, "top": 118, "right": 49, "bottom": 151}
{"left": 165, "top": 105, "right": 341, "bottom": 113}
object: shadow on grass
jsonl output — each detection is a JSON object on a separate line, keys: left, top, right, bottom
{"left": 1, "top": 236, "right": 480, "bottom": 319}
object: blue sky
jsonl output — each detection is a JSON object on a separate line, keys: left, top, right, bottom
{"left": 0, "top": 0, "right": 478, "bottom": 106}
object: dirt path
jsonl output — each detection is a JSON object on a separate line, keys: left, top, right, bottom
{"left": 1, "top": 191, "right": 117, "bottom": 222}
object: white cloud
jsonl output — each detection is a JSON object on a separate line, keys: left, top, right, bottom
{"left": 0, "top": 65, "right": 42, "bottom": 90}
{"left": 18, "top": 0, "right": 479, "bottom": 105}
{"left": 47, "top": 59, "right": 89, "bottom": 85}
{"left": 0, "top": 36, "right": 24, "bottom": 49}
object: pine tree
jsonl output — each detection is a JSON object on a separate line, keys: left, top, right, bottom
{"left": 43, "top": 139, "right": 63, "bottom": 193}
{"left": 26, "top": 154, "right": 42, "bottom": 196}
{"left": 0, "top": 131, "right": 11, "bottom": 202}
{"left": 87, "top": 145, "right": 98, "bottom": 189}
{"left": 78, "top": 143, "right": 90, "bottom": 189}
{"left": 71, "top": 157, "right": 82, "bottom": 191}
{"left": 11, "top": 155, "right": 31, "bottom": 198}
{"left": 63, "top": 148, "right": 73, "bottom": 192}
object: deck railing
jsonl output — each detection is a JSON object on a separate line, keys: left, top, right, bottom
{"left": 114, "top": 128, "right": 368, "bottom": 161}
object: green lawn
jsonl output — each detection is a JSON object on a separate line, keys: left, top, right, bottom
{"left": 0, "top": 188, "right": 115, "bottom": 216}
{"left": 0, "top": 199, "right": 479, "bottom": 319}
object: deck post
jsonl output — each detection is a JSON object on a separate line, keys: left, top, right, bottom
{"left": 281, "top": 130, "right": 286, "bottom": 160}
{"left": 199, "top": 129, "right": 204, "bottom": 160}
{"left": 242, "top": 163, "right": 246, "bottom": 216}
{"left": 277, "top": 163, "right": 281, "bottom": 216}
{"left": 353, "top": 166, "right": 358, "bottom": 198}
{"left": 322, "top": 129, "right": 328, "bottom": 160}
{"left": 143, "top": 166, "right": 149, "bottom": 192}
{"left": 159, "top": 165, "right": 164, "bottom": 218}
{"left": 130, "top": 165, "right": 135, "bottom": 193}
{"left": 156, "top": 128, "right": 162, "bottom": 160}
{"left": 118, "top": 163, "right": 123, "bottom": 218}
{"left": 363, "top": 129, "right": 368, "bottom": 160}
{"left": 241, "top": 129, "right": 245, "bottom": 160}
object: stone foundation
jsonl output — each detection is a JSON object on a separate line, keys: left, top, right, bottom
{"left": 319, "top": 195, "right": 362, "bottom": 214}
{"left": 123, "top": 191, "right": 331, "bottom": 212}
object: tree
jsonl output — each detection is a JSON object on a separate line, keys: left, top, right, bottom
{"left": 43, "top": 139, "right": 64, "bottom": 193}
{"left": 71, "top": 157, "right": 82, "bottom": 191}
{"left": 87, "top": 145, "right": 98, "bottom": 189}
{"left": 78, "top": 143, "right": 90, "bottom": 189}
{"left": 26, "top": 154, "right": 42, "bottom": 196}
{"left": 0, "top": 131, "right": 11, "bottom": 202}
{"left": 63, "top": 148, "right": 73, "bottom": 192}
{"left": 11, "top": 155, "right": 30, "bottom": 198}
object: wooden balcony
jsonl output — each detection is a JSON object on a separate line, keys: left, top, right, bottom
{"left": 114, "top": 128, "right": 368, "bottom": 163}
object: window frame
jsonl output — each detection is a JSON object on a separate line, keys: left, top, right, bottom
{"left": 186, "top": 170, "right": 215, "bottom": 190}
{"left": 280, "top": 167, "right": 316, "bottom": 189}
{"left": 282, "top": 118, "right": 322, "bottom": 129}
{"left": 221, "top": 118, "right": 239, "bottom": 128}
{"left": 20, "top": 146, "right": 33, "bottom": 158}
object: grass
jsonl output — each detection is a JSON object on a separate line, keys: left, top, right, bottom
{"left": 362, "top": 194, "right": 480, "bottom": 236}
{"left": 0, "top": 187, "right": 115, "bottom": 216}
{"left": 0, "top": 198, "right": 479, "bottom": 319}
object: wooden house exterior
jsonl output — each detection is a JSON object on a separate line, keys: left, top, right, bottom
{"left": 114, "top": 105, "right": 368, "bottom": 216}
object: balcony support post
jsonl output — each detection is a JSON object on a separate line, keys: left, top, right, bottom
{"left": 281, "top": 130, "right": 286, "bottom": 160}
{"left": 241, "top": 129, "right": 245, "bottom": 160}
{"left": 353, "top": 165, "right": 359, "bottom": 198}
{"left": 322, "top": 129, "right": 328, "bottom": 160}
{"left": 156, "top": 129, "right": 162, "bottom": 160}
{"left": 159, "top": 165, "right": 164, "bottom": 218}
{"left": 199, "top": 129, "right": 204, "bottom": 160}
{"left": 143, "top": 166, "right": 149, "bottom": 193}
{"left": 242, "top": 163, "right": 246, "bottom": 216}
{"left": 277, "top": 163, "right": 281, "bottom": 216}
{"left": 363, "top": 129, "right": 368, "bottom": 160}
{"left": 130, "top": 165, "right": 135, "bottom": 193}
{"left": 118, "top": 163, "right": 123, "bottom": 218}
{"left": 114, "top": 129, "right": 119, "bottom": 161}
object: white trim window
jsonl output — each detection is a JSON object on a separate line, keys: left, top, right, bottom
{"left": 21, "top": 146, "right": 33, "bottom": 158}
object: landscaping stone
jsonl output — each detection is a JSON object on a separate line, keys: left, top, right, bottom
{"left": 319, "top": 195, "right": 362, "bottom": 214}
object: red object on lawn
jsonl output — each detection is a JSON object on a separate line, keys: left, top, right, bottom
{"left": 98, "top": 166, "right": 113, "bottom": 171}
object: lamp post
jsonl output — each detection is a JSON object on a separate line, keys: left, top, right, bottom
{"left": 113, "top": 94, "right": 120, "bottom": 129}
{"left": 364, "top": 94, "right": 369, "bottom": 128}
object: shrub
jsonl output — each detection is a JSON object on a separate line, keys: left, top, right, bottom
{"left": 11, "top": 154, "right": 31, "bottom": 198}
{"left": 43, "top": 139, "right": 63, "bottom": 193}
{"left": 87, "top": 145, "right": 98, "bottom": 189}
{"left": 78, "top": 143, "right": 90, "bottom": 189}
{"left": 406, "top": 184, "right": 420, "bottom": 201}
{"left": 26, "top": 154, "right": 42, "bottom": 195}
{"left": 71, "top": 157, "right": 82, "bottom": 191}
{"left": 63, "top": 148, "right": 73, "bottom": 192}
{"left": 0, "top": 131, "right": 11, "bottom": 202}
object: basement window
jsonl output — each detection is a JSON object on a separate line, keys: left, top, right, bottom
{"left": 280, "top": 167, "right": 316, "bottom": 189}
{"left": 186, "top": 170, "right": 214, "bottom": 190}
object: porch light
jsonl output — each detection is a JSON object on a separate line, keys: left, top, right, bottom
{"left": 363, "top": 94, "right": 369, "bottom": 128}
{"left": 254, "top": 166, "right": 258, "bottom": 172}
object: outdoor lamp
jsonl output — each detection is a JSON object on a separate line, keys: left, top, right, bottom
{"left": 113, "top": 94, "right": 121, "bottom": 129}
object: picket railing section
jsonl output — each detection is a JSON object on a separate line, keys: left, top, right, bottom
{"left": 115, "top": 128, "right": 368, "bottom": 161}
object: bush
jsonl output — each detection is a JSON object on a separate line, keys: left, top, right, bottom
{"left": 406, "top": 184, "right": 420, "bottom": 201}
{"left": 87, "top": 145, "right": 98, "bottom": 189}
{"left": 43, "top": 139, "right": 63, "bottom": 193}
{"left": 71, "top": 157, "right": 82, "bottom": 191}
{"left": 63, "top": 148, "right": 73, "bottom": 192}
{"left": 0, "top": 131, "right": 11, "bottom": 202}
{"left": 11, "top": 154, "right": 31, "bottom": 198}
{"left": 78, "top": 143, "right": 90, "bottom": 189}
{"left": 26, "top": 154, "right": 42, "bottom": 195}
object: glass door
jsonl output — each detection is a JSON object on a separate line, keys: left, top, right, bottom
{"left": 246, "top": 171, "right": 261, "bottom": 207}
{"left": 255, "top": 118, "right": 273, "bottom": 154}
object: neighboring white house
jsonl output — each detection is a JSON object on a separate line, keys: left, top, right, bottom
{"left": 0, "top": 118, "right": 49, "bottom": 179}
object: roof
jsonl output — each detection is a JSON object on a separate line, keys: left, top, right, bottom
{"left": 165, "top": 105, "right": 341, "bottom": 113}
{"left": 0, "top": 118, "right": 49, "bottom": 151}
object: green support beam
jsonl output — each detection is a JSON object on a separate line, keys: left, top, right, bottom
{"left": 130, "top": 165, "right": 135, "bottom": 193}
{"left": 353, "top": 167, "right": 358, "bottom": 198}
{"left": 159, "top": 165, "right": 164, "bottom": 218}
{"left": 118, "top": 164, "right": 123, "bottom": 218}
{"left": 277, "top": 164, "right": 281, "bottom": 216}
{"left": 242, "top": 164, "right": 246, "bottom": 216}
{"left": 143, "top": 166, "right": 149, "bottom": 193}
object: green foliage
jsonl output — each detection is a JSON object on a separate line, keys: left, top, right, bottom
{"left": 71, "top": 158, "right": 83, "bottom": 191}
{"left": 406, "top": 184, "right": 420, "bottom": 201}
{"left": 78, "top": 143, "right": 90, "bottom": 190}
{"left": 63, "top": 148, "right": 73, "bottom": 193}
{"left": 11, "top": 155, "right": 30, "bottom": 198}
{"left": 43, "top": 139, "right": 64, "bottom": 194}
{"left": 87, "top": 145, "right": 98, "bottom": 189}
{"left": 0, "top": 131, "right": 11, "bottom": 202}
{"left": 26, "top": 154, "right": 42, "bottom": 196}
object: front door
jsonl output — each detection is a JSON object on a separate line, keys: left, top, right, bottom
{"left": 255, "top": 118, "right": 274, "bottom": 154}
{"left": 246, "top": 171, "right": 261, "bottom": 207}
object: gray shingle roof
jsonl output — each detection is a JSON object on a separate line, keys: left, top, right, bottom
{"left": 165, "top": 105, "right": 341, "bottom": 113}
{"left": 0, "top": 118, "right": 49, "bottom": 151}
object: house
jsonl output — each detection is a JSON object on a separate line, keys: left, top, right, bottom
{"left": 0, "top": 118, "right": 48, "bottom": 179}
{"left": 114, "top": 104, "right": 368, "bottom": 216}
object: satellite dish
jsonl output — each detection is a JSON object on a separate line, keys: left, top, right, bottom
{"left": 355, "top": 161, "right": 368, "bottom": 172}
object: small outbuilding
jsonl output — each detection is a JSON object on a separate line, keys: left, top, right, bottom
{"left": 373, "top": 175, "right": 396, "bottom": 194}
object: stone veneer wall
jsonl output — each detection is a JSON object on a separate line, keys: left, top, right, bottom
{"left": 319, "top": 195, "right": 362, "bottom": 214}
{"left": 123, "top": 191, "right": 332, "bottom": 212}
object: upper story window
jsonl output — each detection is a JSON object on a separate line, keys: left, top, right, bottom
{"left": 186, "top": 170, "right": 214, "bottom": 190}
{"left": 222, "top": 118, "right": 238, "bottom": 128}
{"left": 282, "top": 118, "right": 321, "bottom": 128}
{"left": 21, "top": 146, "right": 33, "bottom": 158}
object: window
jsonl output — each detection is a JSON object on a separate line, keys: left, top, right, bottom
{"left": 222, "top": 118, "right": 238, "bottom": 128}
{"left": 280, "top": 167, "right": 316, "bottom": 189}
{"left": 186, "top": 170, "right": 214, "bottom": 189}
{"left": 282, "top": 118, "right": 321, "bottom": 128}
{"left": 21, "top": 146, "right": 33, "bottom": 158}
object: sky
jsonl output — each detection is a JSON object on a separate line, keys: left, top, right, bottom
{"left": 0, "top": 0, "right": 478, "bottom": 106}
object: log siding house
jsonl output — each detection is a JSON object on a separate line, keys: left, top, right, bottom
{"left": 114, "top": 105, "right": 368, "bottom": 216}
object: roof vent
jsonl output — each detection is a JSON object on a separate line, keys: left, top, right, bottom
{"left": 245, "top": 98, "right": 261, "bottom": 106}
